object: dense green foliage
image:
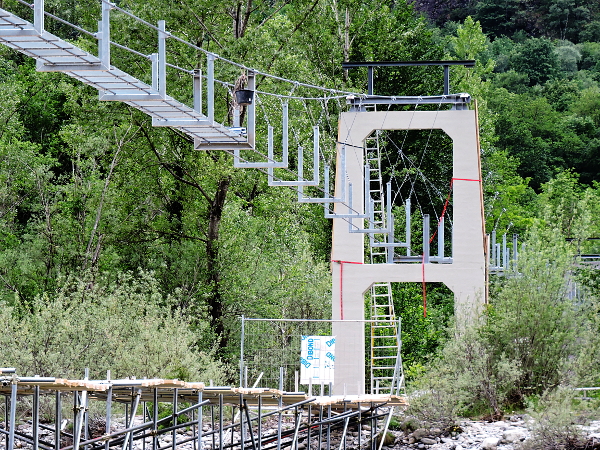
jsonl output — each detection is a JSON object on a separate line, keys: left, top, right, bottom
{"left": 0, "top": 270, "right": 226, "bottom": 381}
{"left": 414, "top": 0, "right": 600, "bottom": 43}
{"left": 0, "top": 0, "right": 441, "bottom": 379}
{"left": 410, "top": 233, "right": 600, "bottom": 421}
{"left": 407, "top": 175, "right": 600, "bottom": 421}
{"left": 1, "top": 0, "right": 600, "bottom": 403}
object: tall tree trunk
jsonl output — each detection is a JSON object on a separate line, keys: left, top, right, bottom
{"left": 230, "top": 0, "right": 254, "bottom": 39}
{"left": 206, "top": 177, "right": 231, "bottom": 351}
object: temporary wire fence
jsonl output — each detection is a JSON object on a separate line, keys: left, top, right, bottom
{"left": 238, "top": 317, "right": 331, "bottom": 393}
{"left": 238, "top": 317, "right": 403, "bottom": 395}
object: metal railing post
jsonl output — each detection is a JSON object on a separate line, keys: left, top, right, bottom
{"left": 158, "top": 20, "right": 167, "bottom": 98}
{"left": 152, "top": 388, "right": 158, "bottom": 450}
{"left": 282, "top": 102, "right": 289, "bottom": 159}
{"left": 423, "top": 214, "right": 430, "bottom": 264}
{"left": 218, "top": 394, "right": 223, "bottom": 450}
{"left": 405, "top": 198, "right": 411, "bottom": 256}
{"left": 207, "top": 54, "right": 215, "bottom": 123}
{"left": 502, "top": 233, "right": 507, "bottom": 269}
{"left": 105, "top": 375, "right": 112, "bottom": 450}
{"left": 512, "top": 233, "right": 519, "bottom": 270}
{"left": 193, "top": 69, "right": 202, "bottom": 113}
{"left": 8, "top": 381, "right": 16, "bottom": 450}
{"left": 312, "top": 126, "right": 320, "bottom": 184}
{"left": 73, "top": 390, "right": 80, "bottom": 450}
{"left": 84, "top": 369, "right": 89, "bottom": 450}
{"left": 33, "top": 385, "right": 40, "bottom": 450}
{"left": 240, "top": 315, "right": 245, "bottom": 387}
{"left": 150, "top": 54, "right": 158, "bottom": 91}
{"left": 99, "top": 0, "right": 111, "bottom": 68}
{"left": 33, "top": 0, "right": 44, "bottom": 33}
{"left": 55, "top": 391, "right": 62, "bottom": 450}
{"left": 491, "top": 230, "right": 497, "bottom": 267}
{"left": 171, "top": 388, "right": 178, "bottom": 450}
{"left": 438, "top": 216, "right": 445, "bottom": 259}
{"left": 257, "top": 395, "right": 262, "bottom": 450}
{"left": 443, "top": 65, "right": 450, "bottom": 95}
{"left": 277, "top": 367, "right": 283, "bottom": 450}
{"left": 197, "top": 391, "right": 203, "bottom": 450}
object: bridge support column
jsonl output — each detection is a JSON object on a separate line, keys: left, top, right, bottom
{"left": 331, "top": 110, "right": 486, "bottom": 395}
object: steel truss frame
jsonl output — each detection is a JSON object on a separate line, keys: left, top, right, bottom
{"left": 0, "top": 369, "right": 406, "bottom": 450}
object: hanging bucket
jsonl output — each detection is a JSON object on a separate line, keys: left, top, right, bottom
{"left": 235, "top": 89, "right": 254, "bottom": 106}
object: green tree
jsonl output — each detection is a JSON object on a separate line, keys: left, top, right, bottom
{"left": 487, "top": 90, "right": 599, "bottom": 189}
{"left": 482, "top": 149, "right": 536, "bottom": 235}
{"left": 537, "top": 170, "right": 600, "bottom": 244}
{"left": 511, "top": 38, "right": 560, "bottom": 86}
{"left": 555, "top": 41, "right": 581, "bottom": 74}
{"left": 392, "top": 282, "right": 453, "bottom": 379}
{"left": 474, "top": 0, "right": 523, "bottom": 38}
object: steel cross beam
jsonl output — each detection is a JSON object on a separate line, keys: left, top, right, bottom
{"left": 341, "top": 60, "right": 476, "bottom": 95}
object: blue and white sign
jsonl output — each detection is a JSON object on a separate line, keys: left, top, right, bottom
{"left": 300, "top": 336, "right": 335, "bottom": 384}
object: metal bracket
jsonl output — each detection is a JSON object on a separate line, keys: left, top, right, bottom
{"left": 99, "top": 93, "right": 167, "bottom": 101}
{"left": 194, "top": 141, "right": 253, "bottom": 151}
{"left": 152, "top": 118, "right": 210, "bottom": 127}
{"left": 37, "top": 61, "right": 108, "bottom": 72}
{"left": 324, "top": 183, "right": 368, "bottom": 219}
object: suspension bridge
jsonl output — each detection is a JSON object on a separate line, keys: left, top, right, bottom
{"left": 0, "top": 0, "right": 516, "bottom": 431}
{"left": 0, "top": 1, "right": 524, "bottom": 448}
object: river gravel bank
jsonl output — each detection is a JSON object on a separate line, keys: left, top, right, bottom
{"left": 2, "top": 415, "right": 600, "bottom": 450}
{"left": 388, "top": 415, "right": 600, "bottom": 450}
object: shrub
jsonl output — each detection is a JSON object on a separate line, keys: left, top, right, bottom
{"left": 0, "top": 270, "right": 226, "bottom": 382}
{"left": 408, "top": 225, "right": 600, "bottom": 421}
{"left": 407, "top": 325, "right": 521, "bottom": 425}
{"left": 522, "top": 387, "right": 587, "bottom": 450}
{"left": 482, "top": 229, "right": 577, "bottom": 402}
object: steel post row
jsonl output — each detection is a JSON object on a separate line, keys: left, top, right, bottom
{"left": 0, "top": 370, "right": 406, "bottom": 450}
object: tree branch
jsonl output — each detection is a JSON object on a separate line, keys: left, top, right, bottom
{"left": 137, "top": 120, "right": 214, "bottom": 203}
{"left": 258, "top": 0, "right": 321, "bottom": 86}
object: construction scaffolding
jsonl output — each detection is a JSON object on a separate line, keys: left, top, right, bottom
{"left": 0, "top": 369, "right": 407, "bottom": 450}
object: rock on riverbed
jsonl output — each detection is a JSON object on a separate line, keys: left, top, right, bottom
{"left": 390, "top": 416, "right": 532, "bottom": 450}
{"left": 385, "top": 416, "right": 600, "bottom": 450}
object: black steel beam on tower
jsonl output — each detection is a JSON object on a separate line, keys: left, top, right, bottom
{"left": 342, "top": 60, "right": 476, "bottom": 95}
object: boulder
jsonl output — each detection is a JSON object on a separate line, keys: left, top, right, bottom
{"left": 413, "top": 428, "right": 430, "bottom": 440}
{"left": 420, "top": 437, "right": 437, "bottom": 445}
{"left": 522, "top": 414, "right": 534, "bottom": 423}
{"left": 503, "top": 429, "right": 525, "bottom": 443}
{"left": 481, "top": 437, "right": 499, "bottom": 450}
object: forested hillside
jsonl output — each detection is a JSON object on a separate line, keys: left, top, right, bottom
{"left": 1, "top": 0, "right": 600, "bottom": 412}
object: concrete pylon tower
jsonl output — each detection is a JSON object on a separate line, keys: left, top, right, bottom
{"left": 331, "top": 109, "right": 486, "bottom": 395}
